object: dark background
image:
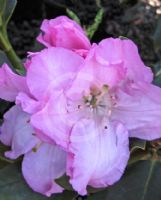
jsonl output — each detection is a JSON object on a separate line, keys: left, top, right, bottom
{"left": 7, "top": 0, "right": 161, "bottom": 67}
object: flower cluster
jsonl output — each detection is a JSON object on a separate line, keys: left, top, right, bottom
{"left": 0, "top": 16, "right": 161, "bottom": 196}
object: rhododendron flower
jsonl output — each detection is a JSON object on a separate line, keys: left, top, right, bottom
{"left": 0, "top": 20, "right": 161, "bottom": 197}
{"left": 20, "top": 38, "right": 161, "bottom": 195}
{"left": 37, "top": 16, "right": 91, "bottom": 53}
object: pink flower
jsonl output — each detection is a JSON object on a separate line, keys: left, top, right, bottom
{"left": 37, "top": 16, "right": 91, "bottom": 52}
{"left": 17, "top": 38, "right": 161, "bottom": 195}
{"left": 0, "top": 31, "right": 161, "bottom": 197}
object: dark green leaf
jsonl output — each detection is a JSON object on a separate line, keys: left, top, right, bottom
{"left": 0, "top": 142, "right": 13, "bottom": 169}
{"left": 56, "top": 175, "right": 73, "bottom": 191}
{"left": 86, "top": 190, "right": 107, "bottom": 200}
{"left": 0, "top": 0, "right": 6, "bottom": 16}
{"left": 87, "top": 160, "right": 161, "bottom": 200}
{"left": 128, "top": 151, "right": 151, "bottom": 165}
{"left": 56, "top": 175, "right": 104, "bottom": 194}
{"left": 0, "top": 164, "right": 77, "bottom": 200}
{"left": 0, "top": 0, "right": 17, "bottom": 26}
{"left": 130, "top": 138, "right": 146, "bottom": 153}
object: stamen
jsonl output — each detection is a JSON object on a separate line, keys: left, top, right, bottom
{"left": 32, "top": 142, "right": 42, "bottom": 152}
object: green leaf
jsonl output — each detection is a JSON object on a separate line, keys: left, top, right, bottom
{"left": 56, "top": 175, "right": 104, "bottom": 194}
{"left": 86, "top": 8, "right": 104, "bottom": 39}
{"left": 0, "top": 164, "right": 77, "bottom": 200}
{"left": 0, "top": 0, "right": 17, "bottom": 27}
{"left": 0, "top": 142, "right": 13, "bottom": 169}
{"left": 56, "top": 175, "right": 73, "bottom": 191}
{"left": 130, "top": 138, "right": 146, "bottom": 153}
{"left": 87, "top": 160, "right": 161, "bottom": 200}
{"left": 128, "top": 151, "right": 151, "bottom": 165}
{"left": 0, "top": 0, "right": 6, "bottom": 14}
{"left": 87, "top": 190, "right": 107, "bottom": 200}
{"left": 66, "top": 8, "right": 81, "bottom": 25}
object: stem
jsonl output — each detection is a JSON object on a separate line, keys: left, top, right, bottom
{"left": 0, "top": 27, "right": 24, "bottom": 74}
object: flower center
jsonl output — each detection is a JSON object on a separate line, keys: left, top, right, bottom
{"left": 83, "top": 85, "right": 113, "bottom": 116}
{"left": 83, "top": 84, "right": 109, "bottom": 109}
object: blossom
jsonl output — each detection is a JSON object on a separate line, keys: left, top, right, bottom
{"left": 17, "top": 38, "right": 161, "bottom": 195}
{"left": 37, "top": 16, "right": 91, "bottom": 53}
{"left": 0, "top": 18, "right": 161, "bottom": 197}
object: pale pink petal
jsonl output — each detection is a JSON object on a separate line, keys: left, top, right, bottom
{"left": 95, "top": 38, "right": 153, "bottom": 83}
{"left": 66, "top": 60, "right": 125, "bottom": 101}
{"left": 33, "top": 129, "right": 56, "bottom": 144}
{"left": 22, "top": 143, "right": 66, "bottom": 196}
{"left": 0, "top": 64, "right": 29, "bottom": 101}
{"left": 0, "top": 105, "right": 39, "bottom": 159}
{"left": 73, "top": 44, "right": 126, "bottom": 89}
{"left": 16, "top": 92, "right": 40, "bottom": 114}
{"left": 112, "top": 82, "right": 161, "bottom": 140}
{"left": 37, "top": 16, "right": 91, "bottom": 50}
{"left": 31, "top": 91, "right": 70, "bottom": 149}
{"left": 67, "top": 119, "right": 129, "bottom": 195}
{"left": 27, "top": 47, "right": 84, "bottom": 99}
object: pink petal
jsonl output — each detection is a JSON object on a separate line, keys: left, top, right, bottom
{"left": 76, "top": 44, "right": 127, "bottom": 88}
{"left": 37, "top": 16, "right": 91, "bottom": 50}
{"left": 0, "top": 105, "right": 39, "bottom": 159}
{"left": 0, "top": 64, "right": 29, "bottom": 101}
{"left": 16, "top": 92, "right": 40, "bottom": 114}
{"left": 31, "top": 91, "right": 70, "bottom": 149}
{"left": 66, "top": 60, "right": 125, "bottom": 101}
{"left": 112, "top": 82, "right": 161, "bottom": 140}
{"left": 27, "top": 47, "right": 84, "bottom": 99}
{"left": 22, "top": 143, "right": 66, "bottom": 196}
{"left": 67, "top": 119, "right": 129, "bottom": 195}
{"left": 95, "top": 38, "right": 153, "bottom": 83}
{"left": 33, "top": 129, "right": 55, "bottom": 144}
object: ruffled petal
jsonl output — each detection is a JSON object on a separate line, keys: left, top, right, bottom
{"left": 67, "top": 119, "right": 129, "bottom": 195}
{"left": 22, "top": 143, "right": 66, "bottom": 196}
{"left": 27, "top": 47, "right": 84, "bottom": 99}
{"left": 16, "top": 92, "right": 40, "bottom": 114}
{"left": 72, "top": 44, "right": 127, "bottom": 89}
{"left": 95, "top": 38, "right": 153, "bottom": 83}
{"left": 37, "top": 16, "right": 91, "bottom": 50}
{"left": 31, "top": 91, "right": 70, "bottom": 149}
{"left": 112, "top": 82, "right": 161, "bottom": 140}
{"left": 0, "top": 64, "right": 29, "bottom": 101}
{"left": 0, "top": 105, "right": 39, "bottom": 159}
